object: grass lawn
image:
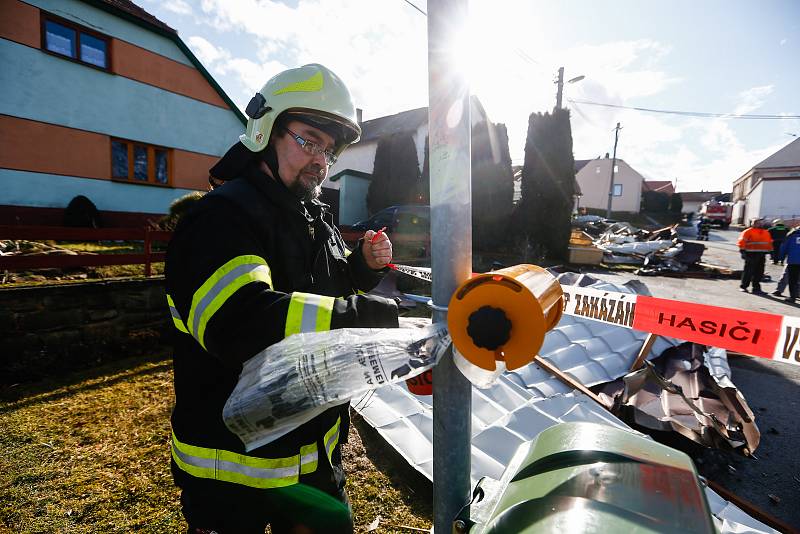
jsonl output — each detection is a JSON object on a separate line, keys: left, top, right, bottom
{"left": 0, "top": 355, "right": 432, "bottom": 533}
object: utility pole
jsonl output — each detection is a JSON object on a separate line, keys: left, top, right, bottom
{"left": 606, "top": 122, "right": 622, "bottom": 219}
{"left": 428, "top": 1, "right": 472, "bottom": 532}
{"left": 555, "top": 66, "right": 564, "bottom": 110}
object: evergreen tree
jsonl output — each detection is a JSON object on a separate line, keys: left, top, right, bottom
{"left": 642, "top": 190, "right": 670, "bottom": 212}
{"left": 419, "top": 135, "right": 430, "bottom": 205}
{"left": 366, "top": 133, "right": 421, "bottom": 214}
{"left": 471, "top": 121, "right": 514, "bottom": 250}
{"left": 420, "top": 121, "right": 515, "bottom": 252}
{"left": 515, "top": 109, "right": 575, "bottom": 260}
{"left": 669, "top": 192, "right": 683, "bottom": 213}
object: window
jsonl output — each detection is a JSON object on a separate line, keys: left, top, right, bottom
{"left": 42, "top": 15, "right": 110, "bottom": 70}
{"left": 613, "top": 183, "right": 623, "bottom": 196}
{"left": 111, "top": 139, "right": 172, "bottom": 186}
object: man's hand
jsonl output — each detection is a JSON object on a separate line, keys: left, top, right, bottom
{"left": 363, "top": 229, "right": 393, "bottom": 270}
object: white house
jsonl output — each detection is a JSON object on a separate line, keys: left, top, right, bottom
{"left": 731, "top": 137, "right": 800, "bottom": 226}
{"left": 574, "top": 156, "right": 644, "bottom": 213}
{"left": 326, "top": 97, "right": 492, "bottom": 225}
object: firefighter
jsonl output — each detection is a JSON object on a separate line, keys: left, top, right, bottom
{"left": 165, "top": 64, "right": 398, "bottom": 533}
{"left": 697, "top": 217, "right": 711, "bottom": 241}
{"left": 768, "top": 218, "right": 789, "bottom": 265}
{"left": 737, "top": 218, "right": 773, "bottom": 293}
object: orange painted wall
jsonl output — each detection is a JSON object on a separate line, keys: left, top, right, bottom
{"left": 112, "top": 40, "right": 228, "bottom": 109}
{"left": 0, "top": 115, "right": 110, "bottom": 180}
{"left": 0, "top": 0, "right": 40, "bottom": 48}
{"left": 1, "top": 115, "right": 217, "bottom": 191}
{"left": 172, "top": 150, "right": 218, "bottom": 190}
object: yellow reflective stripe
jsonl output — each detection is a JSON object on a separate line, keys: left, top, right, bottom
{"left": 188, "top": 256, "right": 272, "bottom": 349}
{"left": 171, "top": 430, "right": 319, "bottom": 489}
{"left": 344, "top": 248, "right": 352, "bottom": 258}
{"left": 284, "top": 292, "right": 335, "bottom": 337}
{"left": 324, "top": 416, "right": 341, "bottom": 464}
{"left": 299, "top": 443, "right": 318, "bottom": 475}
{"left": 166, "top": 294, "right": 189, "bottom": 334}
{"left": 273, "top": 71, "right": 323, "bottom": 95}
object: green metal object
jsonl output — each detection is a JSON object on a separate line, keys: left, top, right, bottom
{"left": 460, "top": 422, "right": 717, "bottom": 534}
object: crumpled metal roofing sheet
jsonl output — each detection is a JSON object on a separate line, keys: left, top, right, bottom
{"left": 355, "top": 379, "right": 631, "bottom": 484}
{"left": 353, "top": 273, "right": 777, "bottom": 533}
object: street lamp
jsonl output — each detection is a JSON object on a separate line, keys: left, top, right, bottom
{"left": 556, "top": 68, "right": 585, "bottom": 109}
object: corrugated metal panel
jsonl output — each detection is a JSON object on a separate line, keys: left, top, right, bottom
{"left": 353, "top": 273, "right": 776, "bottom": 533}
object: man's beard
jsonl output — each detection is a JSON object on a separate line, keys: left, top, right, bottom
{"left": 290, "top": 165, "right": 324, "bottom": 202}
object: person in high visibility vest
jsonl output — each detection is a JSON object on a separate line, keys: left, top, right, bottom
{"left": 737, "top": 218, "right": 773, "bottom": 293}
{"left": 165, "top": 64, "right": 398, "bottom": 533}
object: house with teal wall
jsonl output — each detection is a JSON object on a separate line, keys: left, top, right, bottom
{"left": 0, "top": 0, "right": 244, "bottom": 226}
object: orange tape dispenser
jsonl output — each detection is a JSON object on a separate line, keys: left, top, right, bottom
{"left": 447, "top": 265, "right": 564, "bottom": 371}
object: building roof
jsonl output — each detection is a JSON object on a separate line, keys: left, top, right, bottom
{"left": 95, "top": 0, "right": 176, "bottom": 34}
{"left": 358, "top": 107, "right": 429, "bottom": 144}
{"left": 753, "top": 136, "right": 800, "bottom": 169}
{"left": 575, "top": 159, "right": 591, "bottom": 173}
{"left": 642, "top": 180, "right": 675, "bottom": 194}
{"left": 328, "top": 169, "right": 372, "bottom": 182}
{"left": 679, "top": 191, "right": 721, "bottom": 202}
{"left": 81, "top": 0, "right": 245, "bottom": 125}
{"left": 356, "top": 96, "right": 489, "bottom": 145}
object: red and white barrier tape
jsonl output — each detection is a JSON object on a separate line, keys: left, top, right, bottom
{"left": 390, "top": 263, "right": 800, "bottom": 367}
{"left": 560, "top": 285, "right": 800, "bottom": 366}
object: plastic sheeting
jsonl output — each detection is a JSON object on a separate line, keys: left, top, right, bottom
{"left": 224, "top": 322, "right": 449, "bottom": 450}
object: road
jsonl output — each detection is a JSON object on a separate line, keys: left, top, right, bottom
{"left": 585, "top": 226, "right": 799, "bottom": 530}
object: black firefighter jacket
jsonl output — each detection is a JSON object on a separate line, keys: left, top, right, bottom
{"left": 165, "top": 163, "right": 397, "bottom": 493}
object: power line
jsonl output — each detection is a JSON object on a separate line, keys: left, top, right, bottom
{"left": 402, "top": 0, "right": 426, "bottom": 16}
{"left": 567, "top": 99, "right": 800, "bottom": 120}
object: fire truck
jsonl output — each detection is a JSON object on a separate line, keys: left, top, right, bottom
{"left": 699, "top": 200, "right": 733, "bottom": 229}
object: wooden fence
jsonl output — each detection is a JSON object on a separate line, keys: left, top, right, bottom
{"left": 0, "top": 226, "right": 172, "bottom": 277}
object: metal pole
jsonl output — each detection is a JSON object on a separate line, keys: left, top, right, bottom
{"left": 605, "top": 122, "right": 621, "bottom": 219}
{"left": 428, "top": 1, "right": 472, "bottom": 532}
{"left": 555, "top": 66, "right": 564, "bottom": 110}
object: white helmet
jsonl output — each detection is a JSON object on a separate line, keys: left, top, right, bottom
{"left": 240, "top": 63, "right": 361, "bottom": 157}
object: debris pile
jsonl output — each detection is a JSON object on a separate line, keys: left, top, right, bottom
{"left": 0, "top": 239, "right": 80, "bottom": 257}
{"left": 572, "top": 218, "right": 736, "bottom": 278}
{"left": 0, "top": 240, "right": 87, "bottom": 283}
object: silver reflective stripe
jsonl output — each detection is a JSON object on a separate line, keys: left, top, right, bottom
{"left": 301, "top": 450, "right": 319, "bottom": 465}
{"left": 166, "top": 294, "right": 189, "bottom": 334}
{"left": 300, "top": 293, "right": 328, "bottom": 333}
{"left": 190, "top": 263, "right": 271, "bottom": 337}
{"left": 325, "top": 427, "right": 339, "bottom": 461}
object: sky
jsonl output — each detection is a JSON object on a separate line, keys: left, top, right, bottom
{"left": 141, "top": 0, "right": 800, "bottom": 193}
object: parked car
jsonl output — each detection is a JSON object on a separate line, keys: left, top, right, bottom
{"left": 351, "top": 205, "right": 430, "bottom": 260}
{"left": 351, "top": 205, "right": 430, "bottom": 235}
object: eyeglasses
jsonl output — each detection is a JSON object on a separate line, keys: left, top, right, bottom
{"left": 284, "top": 127, "right": 338, "bottom": 166}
